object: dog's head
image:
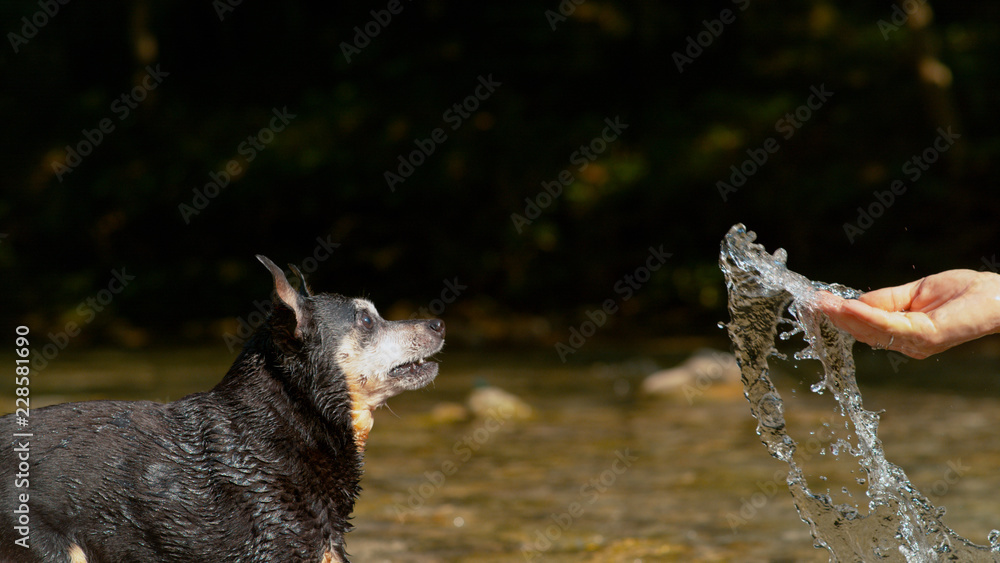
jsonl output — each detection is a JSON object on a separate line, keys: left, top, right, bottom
{"left": 257, "top": 255, "right": 444, "bottom": 446}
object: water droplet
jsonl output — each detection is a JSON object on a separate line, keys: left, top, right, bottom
{"left": 756, "top": 392, "right": 785, "bottom": 430}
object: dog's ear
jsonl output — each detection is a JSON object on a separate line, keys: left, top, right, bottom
{"left": 257, "top": 255, "right": 306, "bottom": 336}
{"left": 288, "top": 264, "right": 313, "bottom": 297}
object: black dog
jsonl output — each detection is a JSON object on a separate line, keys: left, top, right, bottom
{"left": 0, "top": 256, "right": 444, "bottom": 562}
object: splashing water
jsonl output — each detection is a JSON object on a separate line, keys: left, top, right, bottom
{"left": 720, "top": 223, "right": 1000, "bottom": 562}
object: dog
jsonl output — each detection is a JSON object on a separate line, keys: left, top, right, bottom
{"left": 0, "top": 255, "right": 444, "bottom": 562}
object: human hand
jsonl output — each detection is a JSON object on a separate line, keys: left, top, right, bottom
{"left": 815, "top": 269, "right": 1000, "bottom": 359}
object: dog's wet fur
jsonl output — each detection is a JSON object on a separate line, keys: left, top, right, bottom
{"left": 0, "top": 256, "right": 444, "bottom": 562}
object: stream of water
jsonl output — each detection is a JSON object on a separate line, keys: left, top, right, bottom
{"left": 720, "top": 223, "right": 1000, "bottom": 562}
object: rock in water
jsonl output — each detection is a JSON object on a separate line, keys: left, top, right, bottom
{"left": 468, "top": 384, "right": 534, "bottom": 421}
{"left": 641, "top": 349, "right": 741, "bottom": 398}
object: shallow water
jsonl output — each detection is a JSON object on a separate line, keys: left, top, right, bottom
{"left": 720, "top": 223, "right": 1000, "bottom": 561}
{"left": 3, "top": 344, "right": 1000, "bottom": 561}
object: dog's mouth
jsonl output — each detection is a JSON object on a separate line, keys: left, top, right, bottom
{"left": 387, "top": 355, "right": 439, "bottom": 390}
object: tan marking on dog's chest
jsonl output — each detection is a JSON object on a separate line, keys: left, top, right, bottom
{"left": 350, "top": 407, "right": 373, "bottom": 449}
{"left": 338, "top": 336, "right": 379, "bottom": 449}
{"left": 322, "top": 548, "right": 348, "bottom": 562}
{"left": 342, "top": 365, "right": 374, "bottom": 449}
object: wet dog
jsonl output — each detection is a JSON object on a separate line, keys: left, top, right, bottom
{"left": 0, "top": 256, "right": 444, "bottom": 562}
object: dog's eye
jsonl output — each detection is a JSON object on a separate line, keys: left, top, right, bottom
{"left": 359, "top": 313, "right": 374, "bottom": 330}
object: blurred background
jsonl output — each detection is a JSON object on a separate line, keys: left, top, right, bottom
{"left": 3, "top": 0, "right": 999, "bottom": 350}
{"left": 4, "top": 1, "right": 1000, "bottom": 560}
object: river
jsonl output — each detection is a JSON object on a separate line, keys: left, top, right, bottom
{"left": 3, "top": 343, "right": 999, "bottom": 561}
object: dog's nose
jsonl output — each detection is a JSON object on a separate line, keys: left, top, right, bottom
{"left": 427, "top": 319, "right": 445, "bottom": 337}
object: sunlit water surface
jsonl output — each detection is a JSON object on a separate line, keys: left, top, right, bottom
{"left": 2, "top": 340, "right": 1000, "bottom": 560}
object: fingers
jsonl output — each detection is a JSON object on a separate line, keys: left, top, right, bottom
{"left": 812, "top": 291, "right": 843, "bottom": 315}
{"left": 836, "top": 298, "right": 917, "bottom": 334}
{"left": 813, "top": 291, "right": 927, "bottom": 357}
{"left": 815, "top": 292, "right": 882, "bottom": 342}
{"left": 814, "top": 291, "right": 908, "bottom": 334}
{"left": 855, "top": 280, "right": 922, "bottom": 312}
